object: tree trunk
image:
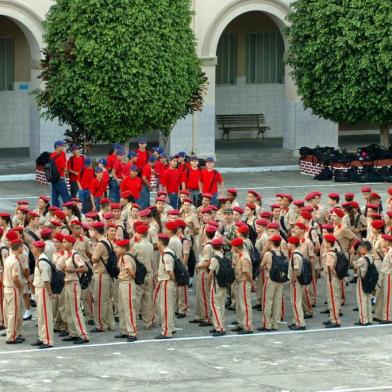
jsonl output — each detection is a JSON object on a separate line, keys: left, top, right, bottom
{"left": 380, "top": 125, "right": 390, "bottom": 147}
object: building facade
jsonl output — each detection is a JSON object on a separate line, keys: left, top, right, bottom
{"left": 0, "top": 0, "right": 339, "bottom": 158}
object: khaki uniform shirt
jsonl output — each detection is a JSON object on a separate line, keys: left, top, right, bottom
{"left": 235, "top": 251, "right": 251, "bottom": 282}
{"left": 182, "top": 211, "right": 200, "bottom": 237}
{"left": 132, "top": 239, "right": 154, "bottom": 274}
{"left": 53, "top": 251, "right": 66, "bottom": 271}
{"left": 3, "top": 254, "right": 21, "bottom": 288}
{"left": 33, "top": 254, "right": 52, "bottom": 288}
{"left": 353, "top": 254, "right": 372, "bottom": 277}
{"left": 64, "top": 250, "right": 85, "bottom": 282}
{"left": 168, "top": 236, "right": 183, "bottom": 261}
{"left": 289, "top": 251, "right": 303, "bottom": 280}
{"left": 324, "top": 250, "right": 337, "bottom": 275}
{"left": 157, "top": 248, "right": 174, "bottom": 281}
{"left": 44, "top": 240, "right": 56, "bottom": 262}
{"left": 381, "top": 248, "right": 392, "bottom": 274}
{"left": 117, "top": 254, "right": 136, "bottom": 281}
{"left": 92, "top": 240, "right": 110, "bottom": 274}
{"left": 334, "top": 224, "right": 356, "bottom": 254}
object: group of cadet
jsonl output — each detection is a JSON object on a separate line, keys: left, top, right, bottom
{"left": 0, "top": 140, "right": 391, "bottom": 349}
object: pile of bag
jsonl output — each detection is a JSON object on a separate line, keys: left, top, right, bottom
{"left": 315, "top": 165, "right": 392, "bottom": 183}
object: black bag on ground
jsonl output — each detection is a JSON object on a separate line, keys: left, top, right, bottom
{"left": 164, "top": 252, "right": 189, "bottom": 286}
{"left": 72, "top": 254, "right": 93, "bottom": 289}
{"left": 214, "top": 255, "right": 235, "bottom": 288}
{"left": 361, "top": 256, "right": 379, "bottom": 294}
{"left": 126, "top": 253, "right": 147, "bottom": 285}
{"left": 270, "top": 250, "right": 289, "bottom": 283}
{"left": 334, "top": 169, "right": 351, "bottom": 182}
{"left": 314, "top": 167, "right": 333, "bottom": 181}
{"left": 99, "top": 240, "right": 119, "bottom": 279}
{"left": 41, "top": 257, "right": 66, "bottom": 294}
{"left": 293, "top": 252, "right": 312, "bottom": 286}
{"left": 335, "top": 250, "right": 350, "bottom": 280}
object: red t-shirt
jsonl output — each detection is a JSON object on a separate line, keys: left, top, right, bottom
{"left": 120, "top": 176, "right": 143, "bottom": 199}
{"left": 141, "top": 164, "right": 152, "bottom": 184}
{"left": 113, "top": 160, "right": 126, "bottom": 180}
{"left": 67, "top": 155, "right": 85, "bottom": 181}
{"left": 200, "top": 169, "right": 223, "bottom": 194}
{"left": 90, "top": 177, "right": 108, "bottom": 198}
{"left": 155, "top": 160, "right": 167, "bottom": 178}
{"left": 182, "top": 167, "right": 201, "bottom": 190}
{"left": 136, "top": 149, "right": 149, "bottom": 169}
{"left": 161, "top": 168, "right": 181, "bottom": 193}
{"left": 50, "top": 151, "right": 67, "bottom": 177}
{"left": 106, "top": 153, "right": 117, "bottom": 171}
{"left": 79, "top": 167, "right": 95, "bottom": 190}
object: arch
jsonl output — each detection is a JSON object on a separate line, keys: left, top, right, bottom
{"left": 202, "top": 0, "right": 290, "bottom": 58}
{"left": 0, "top": 1, "right": 44, "bottom": 61}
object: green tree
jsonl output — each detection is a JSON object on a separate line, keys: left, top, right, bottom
{"left": 287, "top": 0, "right": 392, "bottom": 146}
{"left": 34, "top": 0, "right": 206, "bottom": 145}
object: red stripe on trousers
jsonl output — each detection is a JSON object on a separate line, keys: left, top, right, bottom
{"left": 184, "top": 286, "right": 188, "bottom": 309}
{"left": 242, "top": 281, "right": 250, "bottom": 330}
{"left": 281, "top": 296, "right": 285, "bottom": 320}
{"left": 262, "top": 278, "right": 269, "bottom": 328}
{"left": 386, "top": 274, "right": 391, "bottom": 321}
{"left": 358, "top": 279, "right": 364, "bottom": 324}
{"left": 311, "top": 276, "right": 317, "bottom": 299}
{"left": 304, "top": 286, "right": 312, "bottom": 310}
{"left": 340, "top": 280, "right": 346, "bottom": 303}
{"left": 210, "top": 286, "right": 223, "bottom": 331}
{"left": 152, "top": 282, "right": 160, "bottom": 323}
{"left": 128, "top": 282, "right": 137, "bottom": 335}
{"left": 329, "top": 278, "right": 338, "bottom": 323}
{"left": 0, "top": 282, "right": 4, "bottom": 323}
{"left": 201, "top": 272, "right": 209, "bottom": 321}
{"left": 12, "top": 288, "right": 18, "bottom": 341}
{"left": 98, "top": 273, "right": 102, "bottom": 329}
{"left": 42, "top": 288, "right": 51, "bottom": 345}
{"left": 74, "top": 283, "right": 87, "bottom": 339}
{"left": 293, "top": 285, "right": 300, "bottom": 326}
{"left": 163, "top": 281, "right": 168, "bottom": 336}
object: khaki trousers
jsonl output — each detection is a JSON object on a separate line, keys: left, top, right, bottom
{"left": 382, "top": 273, "right": 392, "bottom": 322}
{"left": 53, "top": 289, "right": 67, "bottom": 331}
{"left": 291, "top": 282, "right": 305, "bottom": 327}
{"left": 36, "top": 287, "right": 54, "bottom": 345}
{"left": 158, "top": 280, "right": 176, "bottom": 337}
{"left": 111, "top": 278, "right": 119, "bottom": 317}
{"left": 135, "top": 274, "right": 154, "bottom": 328}
{"left": 262, "top": 278, "right": 283, "bottom": 330}
{"left": 0, "top": 282, "right": 4, "bottom": 326}
{"left": 93, "top": 273, "right": 115, "bottom": 330}
{"left": 195, "top": 270, "right": 211, "bottom": 322}
{"left": 118, "top": 280, "right": 137, "bottom": 336}
{"left": 4, "top": 287, "right": 22, "bottom": 341}
{"left": 81, "top": 282, "right": 94, "bottom": 322}
{"left": 64, "top": 281, "right": 89, "bottom": 340}
{"left": 152, "top": 281, "right": 161, "bottom": 326}
{"left": 210, "top": 283, "right": 226, "bottom": 332}
{"left": 255, "top": 270, "right": 265, "bottom": 306}
{"left": 356, "top": 278, "right": 372, "bottom": 324}
{"left": 237, "top": 280, "right": 253, "bottom": 331}
{"left": 176, "top": 285, "right": 189, "bottom": 315}
{"left": 326, "top": 275, "right": 341, "bottom": 324}
{"left": 302, "top": 284, "right": 313, "bottom": 316}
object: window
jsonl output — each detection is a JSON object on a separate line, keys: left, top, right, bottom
{"left": 0, "top": 37, "right": 14, "bottom": 91}
{"left": 246, "top": 32, "right": 284, "bottom": 84}
{"left": 216, "top": 33, "right": 236, "bottom": 85}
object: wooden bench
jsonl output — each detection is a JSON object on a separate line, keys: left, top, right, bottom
{"left": 216, "top": 114, "right": 271, "bottom": 141}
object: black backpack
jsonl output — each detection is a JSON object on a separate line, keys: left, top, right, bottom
{"left": 335, "top": 250, "right": 350, "bottom": 280}
{"left": 293, "top": 252, "right": 312, "bottom": 285}
{"left": 72, "top": 253, "right": 93, "bottom": 289}
{"left": 361, "top": 256, "right": 379, "bottom": 294}
{"left": 270, "top": 250, "right": 289, "bottom": 283}
{"left": 44, "top": 153, "right": 61, "bottom": 183}
{"left": 40, "top": 257, "right": 66, "bottom": 294}
{"left": 126, "top": 253, "right": 147, "bottom": 285}
{"left": 163, "top": 251, "right": 189, "bottom": 286}
{"left": 314, "top": 167, "right": 333, "bottom": 181}
{"left": 214, "top": 255, "right": 235, "bottom": 288}
{"left": 99, "top": 240, "right": 119, "bottom": 279}
{"left": 244, "top": 242, "right": 261, "bottom": 279}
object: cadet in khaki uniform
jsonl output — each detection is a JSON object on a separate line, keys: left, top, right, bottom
{"left": 155, "top": 233, "right": 176, "bottom": 339}
{"left": 132, "top": 224, "right": 154, "bottom": 329}
{"left": 115, "top": 239, "right": 138, "bottom": 342}
{"left": 353, "top": 240, "right": 373, "bottom": 326}
{"left": 260, "top": 235, "right": 285, "bottom": 332}
{"left": 208, "top": 237, "right": 226, "bottom": 337}
{"left": 323, "top": 234, "right": 341, "bottom": 328}
{"left": 3, "top": 238, "right": 24, "bottom": 344}
{"left": 31, "top": 240, "right": 54, "bottom": 348}
{"left": 254, "top": 219, "right": 269, "bottom": 310}
{"left": 379, "top": 234, "right": 392, "bottom": 324}
{"left": 62, "top": 234, "right": 89, "bottom": 344}
{"left": 176, "top": 219, "right": 190, "bottom": 317}
{"left": 0, "top": 228, "right": 9, "bottom": 330}
{"left": 90, "top": 221, "right": 115, "bottom": 332}
{"left": 288, "top": 236, "right": 306, "bottom": 330}
{"left": 231, "top": 237, "right": 253, "bottom": 334}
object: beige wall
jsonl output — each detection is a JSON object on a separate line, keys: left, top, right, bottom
{"left": 0, "top": 16, "right": 31, "bottom": 82}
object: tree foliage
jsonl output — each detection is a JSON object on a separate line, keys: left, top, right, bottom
{"left": 287, "top": 0, "right": 392, "bottom": 139}
{"left": 34, "top": 0, "right": 205, "bottom": 143}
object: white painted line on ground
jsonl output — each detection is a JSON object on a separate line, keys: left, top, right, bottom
{"left": 315, "top": 386, "right": 392, "bottom": 392}
{"left": 219, "top": 165, "right": 299, "bottom": 174}
{"left": 0, "top": 196, "right": 44, "bottom": 201}
{"left": 0, "top": 323, "right": 390, "bottom": 356}
{"left": 0, "top": 174, "right": 35, "bottom": 182}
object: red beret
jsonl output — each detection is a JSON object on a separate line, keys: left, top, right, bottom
{"left": 106, "top": 222, "right": 118, "bottom": 229}
{"left": 166, "top": 221, "right": 178, "bottom": 231}
{"left": 157, "top": 191, "right": 167, "bottom": 197}
{"left": 238, "top": 225, "right": 249, "bottom": 234}
{"left": 18, "top": 207, "right": 29, "bottom": 213}
{"left": 370, "top": 192, "right": 381, "bottom": 199}
{"left": 54, "top": 233, "right": 64, "bottom": 242}
{"left": 17, "top": 200, "right": 29, "bottom": 205}
{"left": 202, "top": 193, "right": 212, "bottom": 199}
{"left": 116, "top": 239, "right": 130, "bottom": 247}
{"left": 270, "top": 235, "right": 282, "bottom": 242}
{"left": 135, "top": 224, "right": 149, "bottom": 234}
{"left": 246, "top": 203, "right": 256, "bottom": 210}
{"left": 0, "top": 212, "right": 11, "bottom": 218}
{"left": 382, "top": 234, "right": 392, "bottom": 242}
{"left": 205, "top": 225, "right": 217, "bottom": 234}
{"left": 63, "top": 234, "right": 76, "bottom": 244}
{"left": 322, "top": 223, "right": 334, "bottom": 231}
{"left": 167, "top": 210, "right": 180, "bottom": 216}
{"left": 288, "top": 236, "right": 300, "bottom": 245}
{"left": 32, "top": 240, "right": 46, "bottom": 249}
{"left": 91, "top": 221, "right": 105, "bottom": 229}
{"left": 28, "top": 211, "right": 39, "bottom": 218}
{"left": 328, "top": 192, "right": 340, "bottom": 199}
{"left": 175, "top": 219, "right": 186, "bottom": 229}
{"left": 211, "top": 238, "right": 224, "bottom": 246}
{"left": 139, "top": 209, "right": 152, "bottom": 217}
{"left": 50, "top": 219, "right": 62, "bottom": 227}
{"left": 300, "top": 211, "right": 312, "bottom": 221}
{"left": 361, "top": 186, "right": 372, "bottom": 193}
{"left": 63, "top": 201, "right": 74, "bottom": 207}
{"left": 344, "top": 192, "right": 355, "bottom": 200}
{"left": 353, "top": 239, "right": 361, "bottom": 250}
{"left": 341, "top": 202, "right": 352, "bottom": 208}
{"left": 208, "top": 220, "right": 219, "bottom": 227}
{"left": 255, "top": 218, "right": 269, "bottom": 226}
{"left": 10, "top": 239, "right": 22, "bottom": 246}
{"left": 281, "top": 194, "right": 293, "bottom": 202}
{"left": 132, "top": 203, "right": 141, "bottom": 210}
{"left": 71, "top": 198, "right": 81, "bottom": 203}
{"left": 218, "top": 196, "right": 228, "bottom": 203}
{"left": 267, "top": 222, "right": 279, "bottom": 229}
{"left": 54, "top": 210, "right": 65, "bottom": 220}
{"left": 13, "top": 226, "right": 24, "bottom": 232}
{"left": 371, "top": 220, "right": 385, "bottom": 230}
{"left": 247, "top": 190, "right": 260, "bottom": 198}
{"left": 155, "top": 196, "right": 166, "bottom": 203}
{"left": 270, "top": 204, "right": 281, "bottom": 209}
{"left": 293, "top": 200, "right": 305, "bottom": 206}
{"left": 386, "top": 211, "right": 392, "bottom": 219}
{"left": 313, "top": 191, "right": 322, "bottom": 197}
{"left": 40, "top": 228, "right": 52, "bottom": 237}
{"left": 6, "top": 230, "right": 18, "bottom": 241}
{"left": 387, "top": 188, "right": 392, "bottom": 196}
{"left": 260, "top": 211, "right": 273, "bottom": 218}
{"left": 304, "top": 192, "right": 317, "bottom": 201}
{"left": 82, "top": 223, "right": 90, "bottom": 230}
{"left": 110, "top": 203, "right": 121, "bottom": 210}
{"left": 133, "top": 221, "right": 143, "bottom": 229}
{"left": 182, "top": 198, "right": 193, "bottom": 204}
{"left": 70, "top": 219, "right": 82, "bottom": 226}
{"left": 103, "top": 212, "right": 114, "bottom": 220}
{"left": 324, "top": 234, "right": 337, "bottom": 244}
{"left": 121, "top": 191, "right": 132, "bottom": 199}
{"left": 366, "top": 203, "right": 379, "bottom": 210}
{"left": 351, "top": 201, "right": 360, "bottom": 209}
{"left": 227, "top": 188, "right": 238, "bottom": 195}
{"left": 85, "top": 211, "right": 99, "bottom": 218}
{"left": 201, "top": 207, "right": 213, "bottom": 214}
{"left": 210, "top": 206, "right": 218, "bottom": 211}
{"left": 301, "top": 206, "right": 314, "bottom": 212}
{"left": 331, "top": 208, "right": 344, "bottom": 218}
{"left": 158, "top": 233, "right": 170, "bottom": 241}
{"left": 295, "top": 222, "right": 306, "bottom": 230}
{"left": 233, "top": 206, "right": 244, "bottom": 214}
{"left": 231, "top": 237, "right": 244, "bottom": 247}
{"left": 235, "top": 221, "right": 246, "bottom": 228}
{"left": 370, "top": 213, "right": 383, "bottom": 220}
{"left": 100, "top": 198, "right": 111, "bottom": 204}
{"left": 180, "top": 189, "right": 190, "bottom": 195}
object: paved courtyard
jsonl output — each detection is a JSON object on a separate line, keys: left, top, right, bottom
{"left": 1, "top": 171, "right": 392, "bottom": 392}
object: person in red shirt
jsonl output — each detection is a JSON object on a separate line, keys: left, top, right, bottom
{"left": 154, "top": 152, "right": 168, "bottom": 186}
{"left": 135, "top": 137, "right": 149, "bottom": 169}
{"left": 110, "top": 150, "right": 127, "bottom": 202}
{"left": 49, "top": 140, "right": 71, "bottom": 207}
{"left": 120, "top": 165, "right": 143, "bottom": 201}
{"left": 89, "top": 167, "right": 109, "bottom": 211}
{"left": 125, "top": 151, "right": 138, "bottom": 172}
{"left": 76, "top": 158, "right": 95, "bottom": 213}
{"left": 181, "top": 155, "right": 202, "bottom": 206}
{"left": 161, "top": 156, "right": 181, "bottom": 209}
{"left": 67, "top": 145, "right": 85, "bottom": 198}
{"left": 176, "top": 152, "right": 189, "bottom": 178}
{"left": 200, "top": 157, "right": 224, "bottom": 206}
{"left": 140, "top": 156, "right": 156, "bottom": 209}
{"left": 106, "top": 144, "right": 122, "bottom": 172}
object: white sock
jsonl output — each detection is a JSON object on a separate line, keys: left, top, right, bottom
{"left": 31, "top": 295, "right": 36, "bottom": 301}
{"left": 24, "top": 309, "right": 32, "bottom": 317}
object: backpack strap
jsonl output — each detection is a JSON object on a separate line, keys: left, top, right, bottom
{"left": 25, "top": 228, "right": 40, "bottom": 242}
